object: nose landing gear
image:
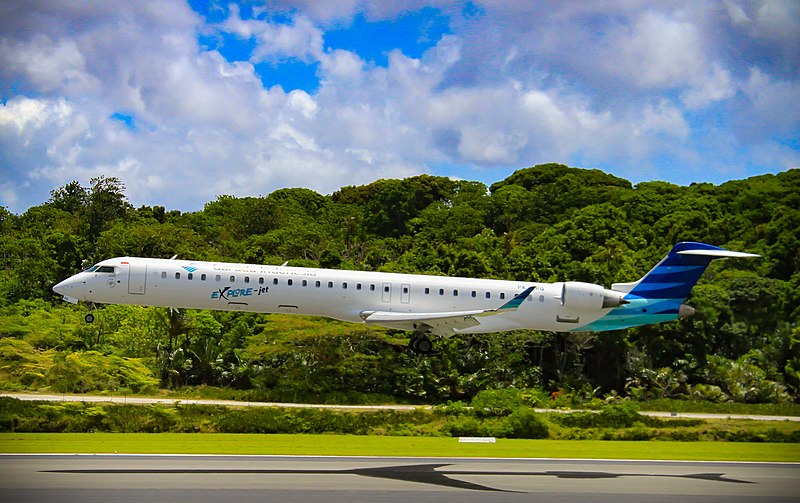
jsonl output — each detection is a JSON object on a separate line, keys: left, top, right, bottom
{"left": 84, "top": 303, "right": 97, "bottom": 323}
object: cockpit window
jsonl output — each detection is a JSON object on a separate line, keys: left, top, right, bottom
{"left": 96, "top": 266, "right": 115, "bottom": 273}
{"left": 84, "top": 265, "right": 99, "bottom": 272}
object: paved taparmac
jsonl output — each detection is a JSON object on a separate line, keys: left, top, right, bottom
{"left": 2, "top": 454, "right": 798, "bottom": 503}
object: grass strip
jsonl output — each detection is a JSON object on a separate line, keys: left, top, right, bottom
{"left": 1, "top": 433, "right": 798, "bottom": 462}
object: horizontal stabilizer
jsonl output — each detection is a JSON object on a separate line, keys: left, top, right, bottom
{"left": 676, "top": 249, "right": 760, "bottom": 258}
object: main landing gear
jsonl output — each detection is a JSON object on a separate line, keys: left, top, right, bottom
{"left": 409, "top": 334, "right": 434, "bottom": 355}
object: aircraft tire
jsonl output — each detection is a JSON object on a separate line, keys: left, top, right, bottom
{"left": 409, "top": 335, "right": 433, "bottom": 355}
{"left": 84, "top": 313, "right": 95, "bottom": 324}
{"left": 416, "top": 336, "right": 433, "bottom": 355}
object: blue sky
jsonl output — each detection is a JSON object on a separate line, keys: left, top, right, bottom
{"left": 1, "top": 0, "right": 798, "bottom": 213}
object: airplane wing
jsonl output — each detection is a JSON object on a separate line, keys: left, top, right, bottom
{"left": 359, "top": 286, "right": 535, "bottom": 336}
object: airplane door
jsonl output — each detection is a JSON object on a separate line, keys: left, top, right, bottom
{"left": 128, "top": 261, "right": 147, "bottom": 295}
{"left": 381, "top": 282, "right": 391, "bottom": 302}
{"left": 401, "top": 283, "right": 410, "bottom": 304}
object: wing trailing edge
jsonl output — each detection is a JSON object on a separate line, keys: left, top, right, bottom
{"left": 360, "top": 286, "right": 535, "bottom": 336}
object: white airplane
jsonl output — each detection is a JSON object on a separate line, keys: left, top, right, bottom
{"left": 53, "top": 242, "right": 758, "bottom": 354}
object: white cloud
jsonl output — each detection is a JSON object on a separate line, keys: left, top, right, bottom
{"left": 681, "top": 63, "right": 736, "bottom": 109}
{"left": 601, "top": 11, "right": 706, "bottom": 89}
{"left": 0, "top": 96, "right": 70, "bottom": 133}
{"left": 0, "top": 0, "right": 797, "bottom": 213}
{"left": 740, "top": 68, "right": 800, "bottom": 136}
{"left": 0, "top": 35, "right": 97, "bottom": 94}
{"left": 223, "top": 6, "right": 324, "bottom": 63}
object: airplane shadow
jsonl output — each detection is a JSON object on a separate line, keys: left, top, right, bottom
{"left": 44, "top": 463, "right": 756, "bottom": 493}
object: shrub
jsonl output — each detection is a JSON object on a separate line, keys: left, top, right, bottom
{"left": 443, "top": 415, "right": 486, "bottom": 437}
{"left": 47, "top": 351, "right": 158, "bottom": 393}
{"left": 616, "top": 427, "right": 654, "bottom": 440}
{"left": 556, "top": 403, "right": 643, "bottom": 429}
{"left": 598, "top": 403, "right": 642, "bottom": 428}
{"left": 502, "top": 407, "right": 549, "bottom": 438}
{"left": 471, "top": 388, "right": 524, "bottom": 417}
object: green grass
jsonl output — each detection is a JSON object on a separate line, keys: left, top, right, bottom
{"left": 1, "top": 433, "right": 798, "bottom": 462}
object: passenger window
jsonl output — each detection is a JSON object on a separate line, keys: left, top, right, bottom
{"left": 357, "top": 283, "right": 362, "bottom": 290}
{"left": 161, "top": 272, "right": 166, "bottom": 279}
{"left": 188, "top": 273, "right": 193, "bottom": 280}
{"left": 370, "top": 284, "right": 375, "bottom": 291}
{"left": 302, "top": 280, "right": 308, "bottom": 287}
{"left": 201, "top": 274, "right": 206, "bottom": 281}
{"left": 500, "top": 293, "right": 506, "bottom": 300}
{"left": 453, "top": 290, "right": 459, "bottom": 296}
{"left": 244, "top": 276, "right": 250, "bottom": 284}
{"left": 471, "top": 291, "right": 476, "bottom": 298}
{"left": 315, "top": 281, "right": 321, "bottom": 287}
{"left": 439, "top": 289, "right": 444, "bottom": 295}
{"left": 259, "top": 277, "right": 264, "bottom": 284}
{"left": 273, "top": 278, "right": 278, "bottom": 285}
{"left": 342, "top": 282, "right": 348, "bottom": 289}
{"left": 229, "top": 275, "right": 235, "bottom": 282}
{"left": 328, "top": 281, "right": 333, "bottom": 288}
{"left": 539, "top": 295, "right": 545, "bottom": 302}
{"left": 424, "top": 287, "right": 430, "bottom": 294}
{"left": 216, "top": 275, "right": 221, "bottom": 282}
{"left": 175, "top": 272, "right": 180, "bottom": 279}
{"left": 486, "top": 292, "right": 491, "bottom": 299}
{"left": 288, "top": 279, "right": 293, "bottom": 286}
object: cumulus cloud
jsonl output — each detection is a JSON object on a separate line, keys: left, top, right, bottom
{"left": 223, "top": 5, "right": 324, "bottom": 63}
{"left": 0, "top": 0, "right": 797, "bottom": 213}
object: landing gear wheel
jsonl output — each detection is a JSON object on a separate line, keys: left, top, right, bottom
{"left": 84, "top": 313, "right": 95, "bottom": 324}
{"left": 416, "top": 336, "right": 433, "bottom": 355}
{"left": 409, "top": 335, "right": 434, "bottom": 355}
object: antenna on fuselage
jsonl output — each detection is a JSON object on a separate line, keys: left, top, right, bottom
{"left": 280, "top": 261, "right": 288, "bottom": 267}
{"left": 169, "top": 254, "right": 177, "bottom": 260}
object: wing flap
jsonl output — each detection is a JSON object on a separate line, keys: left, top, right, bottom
{"left": 360, "top": 286, "right": 535, "bottom": 336}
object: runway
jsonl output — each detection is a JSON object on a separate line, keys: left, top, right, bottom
{"left": 1, "top": 454, "right": 797, "bottom": 502}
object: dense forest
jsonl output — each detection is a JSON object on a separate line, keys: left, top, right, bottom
{"left": 1, "top": 163, "right": 798, "bottom": 405}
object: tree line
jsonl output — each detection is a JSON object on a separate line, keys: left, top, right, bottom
{"left": 1, "top": 164, "right": 798, "bottom": 404}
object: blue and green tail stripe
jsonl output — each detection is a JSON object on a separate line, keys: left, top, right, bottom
{"left": 578, "top": 242, "right": 758, "bottom": 331}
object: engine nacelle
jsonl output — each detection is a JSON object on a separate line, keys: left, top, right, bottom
{"left": 559, "top": 281, "right": 627, "bottom": 310}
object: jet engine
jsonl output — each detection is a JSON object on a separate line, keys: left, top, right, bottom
{"left": 559, "top": 281, "right": 628, "bottom": 310}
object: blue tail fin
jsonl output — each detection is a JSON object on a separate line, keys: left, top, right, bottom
{"left": 614, "top": 242, "right": 758, "bottom": 300}
{"left": 580, "top": 242, "right": 758, "bottom": 331}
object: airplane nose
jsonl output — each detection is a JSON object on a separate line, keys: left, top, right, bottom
{"left": 53, "top": 275, "right": 84, "bottom": 303}
{"left": 53, "top": 279, "right": 68, "bottom": 296}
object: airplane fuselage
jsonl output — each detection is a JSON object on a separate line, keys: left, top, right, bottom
{"left": 53, "top": 256, "right": 626, "bottom": 334}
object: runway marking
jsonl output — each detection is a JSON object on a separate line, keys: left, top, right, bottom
{"left": 42, "top": 462, "right": 755, "bottom": 492}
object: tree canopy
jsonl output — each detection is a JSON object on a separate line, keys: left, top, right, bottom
{"left": 1, "top": 164, "right": 798, "bottom": 404}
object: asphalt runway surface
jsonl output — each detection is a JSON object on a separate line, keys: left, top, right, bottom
{"left": 1, "top": 454, "right": 798, "bottom": 503}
